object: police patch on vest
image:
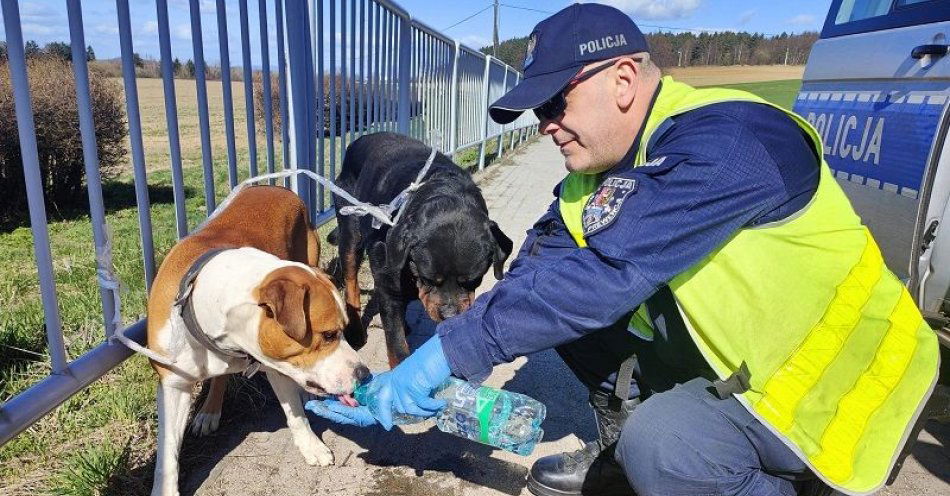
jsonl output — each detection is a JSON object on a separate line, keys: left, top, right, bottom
{"left": 582, "top": 177, "right": 636, "bottom": 235}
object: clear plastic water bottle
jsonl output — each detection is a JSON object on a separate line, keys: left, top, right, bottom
{"left": 353, "top": 377, "right": 546, "bottom": 456}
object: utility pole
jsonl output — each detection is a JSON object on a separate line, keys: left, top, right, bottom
{"left": 493, "top": 0, "right": 499, "bottom": 57}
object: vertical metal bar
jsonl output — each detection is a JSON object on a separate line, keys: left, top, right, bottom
{"left": 259, "top": 0, "right": 276, "bottom": 178}
{"left": 239, "top": 0, "right": 259, "bottom": 177}
{"left": 349, "top": 0, "right": 357, "bottom": 144}
{"left": 424, "top": 36, "right": 431, "bottom": 141}
{"left": 277, "top": 0, "right": 291, "bottom": 188}
{"left": 387, "top": 11, "right": 394, "bottom": 131}
{"left": 391, "top": 13, "right": 398, "bottom": 132}
{"left": 449, "top": 41, "right": 459, "bottom": 154}
{"left": 190, "top": 0, "right": 217, "bottom": 209}
{"left": 66, "top": 0, "right": 117, "bottom": 338}
{"left": 381, "top": 10, "right": 389, "bottom": 130}
{"left": 373, "top": 2, "right": 383, "bottom": 131}
{"left": 358, "top": 0, "right": 366, "bottom": 136}
{"left": 340, "top": 0, "right": 348, "bottom": 150}
{"left": 394, "top": 14, "right": 404, "bottom": 132}
{"left": 441, "top": 42, "right": 449, "bottom": 148}
{"left": 285, "top": 0, "right": 316, "bottom": 211}
{"left": 156, "top": 0, "right": 188, "bottom": 238}
{"left": 497, "top": 64, "right": 508, "bottom": 158}
{"left": 412, "top": 29, "right": 419, "bottom": 139}
{"left": 311, "top": 0, "right": 323, "bottom": 210}
{"left": 373, "top": 2, "right": 383, "bottom": 132}
{"left": 329, "top": 0, "right": 338, "bottom": 182}
{"left": 477, "top": 55, "right": 491, "bottom": 170}
{"left": 2, "top": 0, "right": 67, "bottom": 371}
{"left": 217, "top": 0, "right": 239, "bottom": 188}
{"left": 316, "top": 0, "right": 326, "bottom": 194}
{"left": 307, "top": 0, "right": 319, "bottom": 215}
{"left": 115, "top": 0, "right": 157, "bottom": 290}
{"left": 311, "top": 0, "right": 334, "bottom": 196}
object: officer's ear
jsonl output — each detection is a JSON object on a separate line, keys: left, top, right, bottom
{"left": 614, "top": 56, "right": 641, "bottom": 110}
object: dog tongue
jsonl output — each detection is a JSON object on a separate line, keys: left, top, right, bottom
{"left": 338, "top": 393, "right": 358, "bottom": 408}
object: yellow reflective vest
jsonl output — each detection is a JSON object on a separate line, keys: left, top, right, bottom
{"left": 558, "top": 77, "right": 939, "bottom": 495}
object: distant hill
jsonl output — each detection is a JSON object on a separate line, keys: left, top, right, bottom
{"left": 483, "top": 30, "right": 817, "bottom": 71}
{"left": 480, "top": 36, "right": 529, "bottom": 71}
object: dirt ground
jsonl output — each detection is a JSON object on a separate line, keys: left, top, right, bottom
{"left": 663, "top": 64, "right": 805, "bottom": 86}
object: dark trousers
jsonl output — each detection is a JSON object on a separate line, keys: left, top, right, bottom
{"left": 554, "top": 288, "right": 811, "bottom": 496}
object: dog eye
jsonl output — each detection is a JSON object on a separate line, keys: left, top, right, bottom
{"left": 321, "top": 331, "right": 338, "bottom": 342}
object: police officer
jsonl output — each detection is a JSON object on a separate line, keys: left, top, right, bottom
{"left": 309, "top": 4, "right": 939, "bottom": 496}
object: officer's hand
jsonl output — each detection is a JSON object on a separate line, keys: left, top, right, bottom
{"left": 305, "top": 398, "right": 378, "bottom": 427}
{"left": 371, "top": 335, "right": 450, "bottom": 430}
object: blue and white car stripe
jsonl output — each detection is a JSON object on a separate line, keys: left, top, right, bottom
{"left": 795, "top": 86, "right": 949, "bottom": 200}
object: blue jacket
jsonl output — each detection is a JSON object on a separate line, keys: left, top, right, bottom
{"left": 438, "top": 100, "right": 820, "bottom": 382}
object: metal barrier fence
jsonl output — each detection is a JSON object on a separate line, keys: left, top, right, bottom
{"left": 0, "top": 0, "right": 537, "bottom": 445}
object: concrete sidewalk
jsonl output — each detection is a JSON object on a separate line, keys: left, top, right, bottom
{"left": 179, "top": 138, "right": 948, "bottom": 496}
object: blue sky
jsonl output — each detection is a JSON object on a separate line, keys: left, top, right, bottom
{"left": 0, "top": 1, "right": 832, "bottom": 66}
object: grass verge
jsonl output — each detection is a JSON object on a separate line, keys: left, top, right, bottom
{"left": 712, "top": 78, "right": 803, "bottom": 110}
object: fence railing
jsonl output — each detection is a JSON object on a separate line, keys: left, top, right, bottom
{"left": 0, "top": 0, "right": 537, "bottom": 446}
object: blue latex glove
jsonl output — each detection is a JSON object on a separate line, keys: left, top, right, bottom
{"left": 305, "top": 398, "right": 378, "bottom": 427}
{"left": 370, "top": 334, "right": 451, "bottom": 429}
{"left": 308, "top": 335, "right": 451, "bottom": 430}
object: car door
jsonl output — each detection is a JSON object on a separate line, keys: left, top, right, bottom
{"left": 794, "top": 0, "right": 950, "bottom": 292}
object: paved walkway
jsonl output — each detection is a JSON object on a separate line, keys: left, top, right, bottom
{"left": 179, "top": 137, "right": 948, "bottom": 496}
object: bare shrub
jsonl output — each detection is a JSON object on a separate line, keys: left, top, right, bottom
{"left": 0, "top": 57, "right": 127, "bottom": 223}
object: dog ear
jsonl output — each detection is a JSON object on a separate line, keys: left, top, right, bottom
{"left": 259, "top": 279, "right": 309, "bottom": 342}
{"left": 489, "top": 221, "right": 513, "bottom": 280}
{"left": 384, "top": 221, "right": 413, "bottom": 275}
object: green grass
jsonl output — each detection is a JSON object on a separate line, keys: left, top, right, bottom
{"left": 711, "top": 78, "right": 803, "bottom": 110}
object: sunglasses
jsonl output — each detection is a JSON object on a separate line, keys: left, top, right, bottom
{"left": 532, "top": 58, "right": 622, "bottom": 122}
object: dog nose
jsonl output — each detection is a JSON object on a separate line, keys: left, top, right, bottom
{"left": 438, "top": 305, "right": 459, "bottom": 319}
{"left": 353, "top": 364, "right": 371, "bottom": 384}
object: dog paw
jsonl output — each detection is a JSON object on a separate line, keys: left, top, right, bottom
{"left": 189, "top": 412, "right": 221, "bottom": 436}
{"left": 296, "top": 435, "right": 334, "bottom": 466}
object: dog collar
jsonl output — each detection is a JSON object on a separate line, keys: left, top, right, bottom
{"left": 174, "top": 249, "right": 259, "bottom": 369}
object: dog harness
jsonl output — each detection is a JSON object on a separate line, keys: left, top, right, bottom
{"left": 175, "top": 248, "right": 261, "bottom": 376}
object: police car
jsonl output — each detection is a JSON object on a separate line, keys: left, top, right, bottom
{"left": 796, "top": 0, "right": 950, "bottom": 349}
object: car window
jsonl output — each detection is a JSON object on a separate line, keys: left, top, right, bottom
{"left": 835, "top": 0, "right": 894, "bottom": 24}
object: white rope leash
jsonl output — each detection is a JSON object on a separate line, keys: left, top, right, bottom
{"left": 99, "top": 229, "right": 180, "bottom": 367}
{"left": 198, "top": 168, "right": 396, "bottom": 231}
{"left": 339, "top": 146, "right": 438, "bottom": 228}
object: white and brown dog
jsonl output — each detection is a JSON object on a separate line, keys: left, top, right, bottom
{"left": 145, "top": 186, "right": 368, "bottom": 496}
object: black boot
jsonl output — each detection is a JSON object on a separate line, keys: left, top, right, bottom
{"left": 527, "top": 392, "right": 638, "bottom": 496}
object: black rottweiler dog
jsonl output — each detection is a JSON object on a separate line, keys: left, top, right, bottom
{"left": 331, "top": 132, "right": 513, "bottom": 366}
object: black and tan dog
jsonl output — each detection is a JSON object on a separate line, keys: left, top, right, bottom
{"left": 331, "top": 132, "right": 513, "bottom": 366}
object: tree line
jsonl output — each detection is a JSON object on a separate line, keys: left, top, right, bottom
{"left": 0, "top": 40, "right": 96, "bottom": 63}
{"left": 482, "top": 31, "right": 819, "bottom": 71}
